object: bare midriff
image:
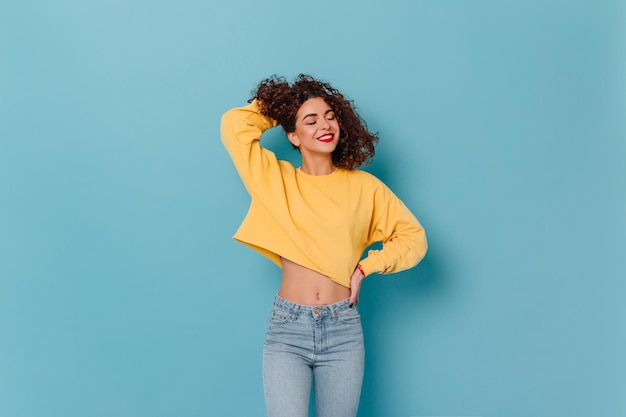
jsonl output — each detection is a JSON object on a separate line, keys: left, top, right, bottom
{"left": 279, "top": 257, "right": 350, "bottom": 306}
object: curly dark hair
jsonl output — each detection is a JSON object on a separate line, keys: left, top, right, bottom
{"left": 250, "top": 74, "right": 378, "bottom": 170}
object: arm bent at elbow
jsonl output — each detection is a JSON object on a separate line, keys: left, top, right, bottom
{"left": 220, "top": 100, "right": 279, "bottom": 190}
{"left": 359, "top": 187, "right": 427, "bottom": 277}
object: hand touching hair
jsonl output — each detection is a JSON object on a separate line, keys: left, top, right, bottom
{"left": 250, "top": 74, "right": 378, "bottom": 170}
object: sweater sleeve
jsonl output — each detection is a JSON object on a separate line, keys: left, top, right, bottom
{"left": 358, "top": 184, "right": 427, "bottom": 276}
{"left": 220, "top": 100, "right": 280, "bottom": 192}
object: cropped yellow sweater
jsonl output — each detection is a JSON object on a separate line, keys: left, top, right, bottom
{"left": 220, "top": 100, "right": 427, "bottom": 288}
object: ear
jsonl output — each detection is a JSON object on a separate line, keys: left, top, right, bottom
{"left": 287, "top": 132, "right": 301, "bottom": 147}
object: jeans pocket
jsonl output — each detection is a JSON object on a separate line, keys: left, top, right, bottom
{"left": 269, "top": 307, "right": 291, "bottom": 324}
{"left": 338, "top": 306, "right": 361, "bottom": 324}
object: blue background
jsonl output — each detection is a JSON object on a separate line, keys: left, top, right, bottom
{"left": 1, "top": 1, "right": 624, "bottom": 416}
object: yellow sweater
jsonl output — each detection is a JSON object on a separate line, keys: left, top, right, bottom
{"left": 220, "top": 100, "right": 427, "bottom": 288}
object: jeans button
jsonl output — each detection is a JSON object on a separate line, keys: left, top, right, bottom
{"left": 313, "top": 308, "right": 320, "bottom": 315}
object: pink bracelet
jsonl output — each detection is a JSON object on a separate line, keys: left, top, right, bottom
{"left": 356, "top": 264, "right": 365, "bottom": 277}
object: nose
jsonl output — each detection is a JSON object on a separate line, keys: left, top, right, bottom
{"left": 319, "top": 118, "right": 330, "bottom": 130}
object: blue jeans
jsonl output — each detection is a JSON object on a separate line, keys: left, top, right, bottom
{"left": 263, "top": 294, "right": 365, "bottom": 417}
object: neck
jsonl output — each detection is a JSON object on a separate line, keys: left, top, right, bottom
{"left": 300, "top": 156, "right": 336, "bottom": 176}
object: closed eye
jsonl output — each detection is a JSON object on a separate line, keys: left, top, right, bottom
{"left": 303, "top": 110, "right": 335, "bottom": 125}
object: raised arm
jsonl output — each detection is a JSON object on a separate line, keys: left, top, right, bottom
{"left": 220, "top": 100, "right": 279, "bottom": 192}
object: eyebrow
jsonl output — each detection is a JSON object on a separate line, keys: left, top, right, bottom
{"left": 302, "top": 109, "right": 334, "bottom": 120}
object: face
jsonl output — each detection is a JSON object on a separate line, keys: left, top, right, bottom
{"left": 287, "top": 97, "right": 340, "bottom": 159}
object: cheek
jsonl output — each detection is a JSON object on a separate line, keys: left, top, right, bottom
{"left": 297, "top": 125, "right": 315, "bottom": 137}
{"left": 333, "top": 122, "right": 342, "bottom": 137}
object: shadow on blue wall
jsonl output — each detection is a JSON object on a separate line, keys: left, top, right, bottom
{"left": 360, "top": 155, "right": 448, "bottom": 416}
{"left": 359, "top": 241, "right": 445, "bottom": 416}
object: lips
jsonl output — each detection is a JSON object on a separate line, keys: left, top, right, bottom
{"left": 317, "top": 133, "right": 334, "bottom": 143}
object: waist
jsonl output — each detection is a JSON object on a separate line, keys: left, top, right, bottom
{"left": 273, "top": 293, "right": 352, "bottom": 317}
{"left": 279, "top": 257, "right": 350, "bottom": 305}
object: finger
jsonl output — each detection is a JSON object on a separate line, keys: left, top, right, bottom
{"left": 349, "top": 292, "right": 357, "bottom": 306}
{"left": 349, "top": 283, "right": 360, "bottom": 306}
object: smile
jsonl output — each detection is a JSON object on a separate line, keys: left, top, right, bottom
{"left": 317, "top": 133, "right": 334, "bottom": 143}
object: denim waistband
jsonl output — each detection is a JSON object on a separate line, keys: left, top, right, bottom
{"left": 273, "top": 294, "right": 353, "bottom": 317}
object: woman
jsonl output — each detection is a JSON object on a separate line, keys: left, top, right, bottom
{"left": 220, "top": 74, "right": 427, "bottom": 417}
